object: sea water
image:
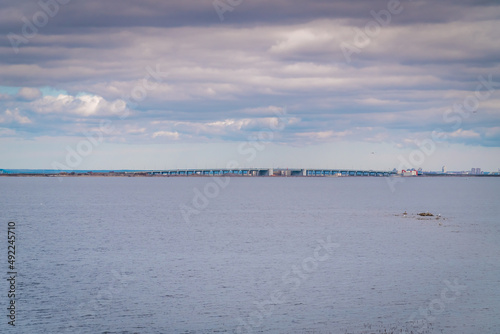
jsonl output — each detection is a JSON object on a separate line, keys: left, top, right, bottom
{"left": 0, "top": 176, "right": 499, "bottom": 333}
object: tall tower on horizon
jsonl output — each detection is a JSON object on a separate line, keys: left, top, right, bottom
{"left": 442, "top": 166, "right": 447, "bottom": 173}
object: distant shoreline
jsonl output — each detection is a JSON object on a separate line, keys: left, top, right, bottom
{"left": 1, "top": 167, "right": 498, "bottom": 177}
{"left": 1, "top": 173, "right": 499, "bottom": 178}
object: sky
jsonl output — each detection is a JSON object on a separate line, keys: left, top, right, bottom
{"left": 0, "top": 0, "right": 499, "bottom": 171}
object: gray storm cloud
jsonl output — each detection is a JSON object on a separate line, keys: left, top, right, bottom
{"left": 0, "top": 0, "right": 499, "bottom": 151}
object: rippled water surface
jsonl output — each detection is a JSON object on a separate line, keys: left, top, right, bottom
{"left": 1, "top": 176, "right": 499, "bottom": 333}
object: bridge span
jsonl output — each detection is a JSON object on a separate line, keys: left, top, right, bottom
{"left": 146, "top": 168, "right": 396, "bottom": 177}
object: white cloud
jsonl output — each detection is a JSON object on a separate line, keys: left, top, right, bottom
{"left": 236, "top": 105, "right": 287, "bottom": 116}
{"left": 124, "top": 126, "right": 146, "bottom": 134}
{"left": 449, "top": 129, "right": 481, "bottom": 139}
{"left": 0, "top": 128, "right": 17, "bottom": 136}
{"left": 152, "top": 116, "right": 300, "bottom": 139}
{"left": 269, "top": 28, "right": 333, "bottom": 55}
{"left": 17, "top": 87, "right": 41, "bottom": 101}
{"left": 152, "top": 131, "right": 180, "bottom": 139}
{"left": 0, "top": 109, "right": 31, "bottom": 124}
{"left": 31, "top": 94, "right": 127, "bottom": 117}
{"left": 296, "top": 130, "right": 351, "bottom": 142}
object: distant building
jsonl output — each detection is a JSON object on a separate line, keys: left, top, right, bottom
{"left": 442, "top": 166, "right": 447, "bottom": 173}
{"left": 471, "top": 168, "right": 482, "bottom": 175}
{"left": 402, "top": 170, "right": 418, "bottom": 176}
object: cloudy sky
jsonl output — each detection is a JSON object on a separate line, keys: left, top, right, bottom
{"left": 1, "top": 0, "right": 499, "bottom": 171}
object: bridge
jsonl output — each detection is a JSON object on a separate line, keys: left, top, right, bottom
{"left": 145, "top": 168, "right": 396, "bottom": 177}
{"left": 302, "top": 169, "right": 395, "bottom": 177}
{"left": 148, "top": 168, "right": 273, "bottom": 176}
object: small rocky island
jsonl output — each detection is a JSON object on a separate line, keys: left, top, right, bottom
{"left": 398, "top": 211, "right": 444, "bottom": 221}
